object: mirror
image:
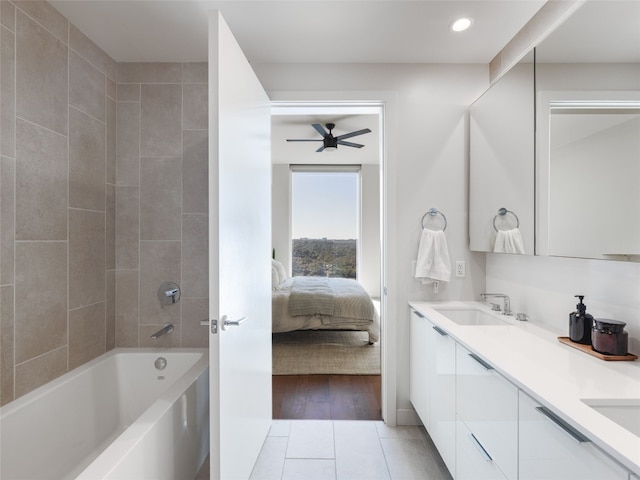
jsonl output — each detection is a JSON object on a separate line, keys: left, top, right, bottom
{"left": 469, "top": 51, "right": 535, "bottom": 255}
{"left": 535, "top": 0, "right": 640, "bottom": 260}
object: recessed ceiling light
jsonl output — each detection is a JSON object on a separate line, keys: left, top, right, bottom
{"left": 450, "top": 17, "right": 473, "bottom": 32}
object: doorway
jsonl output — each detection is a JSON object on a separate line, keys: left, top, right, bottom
{"left": 270, "top": 103, "right": 385, "bottom": 421}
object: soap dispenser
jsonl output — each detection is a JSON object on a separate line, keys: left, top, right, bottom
{"left": 569, "top": 295, "right": 594, "bottom": 345}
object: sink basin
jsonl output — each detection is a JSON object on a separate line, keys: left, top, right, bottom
{"left": 581, "top": 399, "right": 640, "bottom": 437}
{"left": 433, "top": 307, "right": 508, "bottom": 326}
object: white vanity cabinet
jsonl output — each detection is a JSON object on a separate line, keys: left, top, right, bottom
{"left": 456, "top": 415, "right": 508, "bottom": 480}
{"left": 409, "top": 309, "right": 431, "bottom": 427}
{"left": 519, "top": 391, "right": 629, "bottom": 480}
{"left": 456, "top": 344, "right": 518, "bottom": 480}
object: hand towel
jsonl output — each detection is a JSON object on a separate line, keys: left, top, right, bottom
{"left": 415, "top": 229, "right": 451, "bottom": 283}
{"left": 494, "top": 228, "right": 525, "bottom": 254}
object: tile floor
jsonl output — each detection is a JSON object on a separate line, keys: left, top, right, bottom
{"left": 248, "top": 420, "right": 453, "bottom": 480}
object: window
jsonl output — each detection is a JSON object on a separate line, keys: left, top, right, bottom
{"left": 290, "top": 166, "right": 360, "bottom": 278}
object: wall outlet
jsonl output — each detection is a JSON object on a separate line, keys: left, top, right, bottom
{"left": 455, "top": 260, "right": 466, "bottom": 278}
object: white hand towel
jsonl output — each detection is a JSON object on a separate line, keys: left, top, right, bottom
{"left": 415, "top": 229, "right": 451, "bottom": 283}
{"left": 494, "top": 228, "right": 525, "bottom": 254}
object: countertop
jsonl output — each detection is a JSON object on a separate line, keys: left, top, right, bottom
{"left": 409, "top": 300, "right": 640, "bottom": 475}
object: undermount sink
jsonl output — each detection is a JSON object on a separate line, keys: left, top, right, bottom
{"left": 433, "top": 307, "right": 508, "bottom": 326}
{"left": 581, "top": 399, "right": 640, "bottom": 437}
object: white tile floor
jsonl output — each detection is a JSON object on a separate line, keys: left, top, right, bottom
{"left": 249, "top": 420, "right": 453, "bottom": 480}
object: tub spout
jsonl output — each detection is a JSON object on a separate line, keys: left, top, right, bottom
{"left": 151, "top": 322, "right": 174, "bottom": 339}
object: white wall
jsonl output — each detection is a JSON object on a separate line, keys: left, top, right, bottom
{"left": 255, "top": 62, "right": 488, "bottom": 423}
{"left": 271, "top": 164, "right": 291, "bottom": 269}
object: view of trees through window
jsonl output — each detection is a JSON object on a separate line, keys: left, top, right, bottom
{"left": 291, "top": 170, "right": 359, "bottom": 278}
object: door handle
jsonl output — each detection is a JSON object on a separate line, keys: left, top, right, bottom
{"left": 221, "top": 315, "right": 247, "bottom": 331}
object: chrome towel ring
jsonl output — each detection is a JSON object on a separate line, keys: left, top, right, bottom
{"left": 421, "top": 208, "right": 447, "bottom": 231}
{"left": 493, "top": 208, "right": 519, "bottom": 232}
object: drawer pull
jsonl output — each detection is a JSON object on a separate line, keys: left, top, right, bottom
{"left": 432, "top": 325, "right": 448, "bottom": 336}
{"left": 469, "top": 433, "right": 493, "bottom": 462}
{"left": 535, "top": 406, "right": 590, "bottom": 443}
{"left": 412, "top": 310, "right": 425, "bottom": 318}
{"left": 468, "top": 353, "right": 494, "bottom": 370}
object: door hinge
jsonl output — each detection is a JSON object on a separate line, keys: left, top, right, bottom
{"left": 211, "top": 319, "right": 218, "bottom": 334}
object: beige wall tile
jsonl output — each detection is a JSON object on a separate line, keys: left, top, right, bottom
{"left": 106, "top": 76, "right": 116, "bottom": 100}
{"left": 1, "top": 285, "right": 15, "bottom": 405}
{"left": 118, "top": 62, "right": 181, "bottom": 84}
{"left": 106, "top": 270, "right": 115, "bottom": 350}
{"left": 1, "top": 25, "right": 15, "bottom": 157}
{"left": 106, "top": 183, "right": 116, "bottom": 270}
{"left": 117, "top": 83, "right": 140, "bottom": 102}
{"left": 115, "top": 269, "right": 138, "bottom": 347}
{"left": 182, "top": 297, "right": 209, "bottom": 348}
{"left": 15, "top": 11, "right": 68, "bottom": 135}
{"left": 115, "top": 186, "right": 139, "bottom": 269}
{"left": 140, "top": 324, "right": 181, "bottom": 348}
{"left": 69, "top": 107, "right": 105, "bottom": 211}
{"left": 69, "top": 209, "right": 105, "bottom": 310}
{"left": 69, "top": 23, "right": 116, "bottom": 80}
{"left": 106, "top": 97, "right": 116, "bottom": 184}
{"left": 116, "top": 101, "right": 140, "bottom": 186}
{"left": 69, "top": 50, "right": 106, "bottom": 122}
{"left": 140, "top": 84, "right": 182, "bottom": 157}
{"left": 15, "top": 119, "right": 67, "bottom": 240}
{"left": 182, "top": 130, "right": 208, "bottom": 214}
{"left": 139, "top": 240, "right": 181, "bottom": 326}
{"left": 14, "top": 241, "right": 67, "bottom": 364}
{"left": 1, "top": 1, "right": 16, "bottom": 31}
{"left": 69, "top": 302, "right": 106, "bottom": 370}
{"left": 140, "top": 157, "right": 182, "bottom": 240}
{"left": 182, "top": 214, "right": 208, "bottom": 298}
{"left": 182, "top": 62, "right": 207, "bottom": 84}
{"left": 183, "top": 83, "right": 208, "bottom": 130}
{"left": 14, "top": 346, "right": 67, "bottom": 398}
{"left": 13, "top": 1, "right": 68, "bottom": 43}
{"left": 1, "top": 156, "right": 14, "bottom": 285}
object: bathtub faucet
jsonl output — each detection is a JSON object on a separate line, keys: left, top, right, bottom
{"left": 151, "top": 322, "right": 174, "bottom": 339}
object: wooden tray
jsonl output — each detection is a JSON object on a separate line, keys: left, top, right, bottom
{"left": 558, "top": 337, "right": 637, "bottom": 361}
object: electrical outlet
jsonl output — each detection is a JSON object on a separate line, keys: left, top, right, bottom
{"left": 455, "top": 260, "right": 466, "bottom": 278}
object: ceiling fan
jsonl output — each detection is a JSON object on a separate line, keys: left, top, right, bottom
{"left": 286, "top": 123, "right": 372, "bottom": 152}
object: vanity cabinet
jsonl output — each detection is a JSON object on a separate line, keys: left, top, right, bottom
{"left": 456, "top": 415, "right": 508, "bottom": 480}
{"left": 519, "top": 391, "right": 628, "bottom": 480}
{"left": 456, "top": 344, "right": 518, "bottom": 480}
{"left": 409, "top": 309, "right": 431, "bottom": 427}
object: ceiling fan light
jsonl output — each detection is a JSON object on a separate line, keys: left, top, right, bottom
{"left": 450, "top": 17, "right": 473, "bottom": 32}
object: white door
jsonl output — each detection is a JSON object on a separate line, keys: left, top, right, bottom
{"left": 208, "top": 11, "right": 272, "bottom": 480}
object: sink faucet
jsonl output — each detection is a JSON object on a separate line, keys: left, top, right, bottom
{"left": 480, "top": 293, "right": 512, "bottom": 316}
{"left": 151, "top": 322, "right": 174, "bottom": 339}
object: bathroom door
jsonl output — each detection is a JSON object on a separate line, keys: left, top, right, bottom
{"left": 208, "top": 11, "right": 272, "bottom": 479}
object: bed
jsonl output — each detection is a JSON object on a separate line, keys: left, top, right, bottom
{"left": 271, "top": 260, "right": 380, "bottom": 343}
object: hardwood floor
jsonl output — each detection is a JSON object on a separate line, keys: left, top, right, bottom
{"left": 272, "top": 374, "right": 382, "bottom": 420}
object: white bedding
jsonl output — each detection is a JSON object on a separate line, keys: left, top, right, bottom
{"left": 272, "top": 277, "right": 381, "bottom": 343}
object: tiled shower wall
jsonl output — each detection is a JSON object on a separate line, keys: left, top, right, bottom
{"left": 114, "top": 62, "right": 209, "bottom": 350}
{"left": 0, "top": 1, "right": 117, "bottom": 404}
{"left": 0, "top": 1, "right": 209, "bottom": 405}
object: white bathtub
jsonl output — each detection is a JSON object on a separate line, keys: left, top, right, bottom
{"left": 0, "top": 348, "right": 209, "bottom": 480}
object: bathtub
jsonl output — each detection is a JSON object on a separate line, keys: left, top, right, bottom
{"left": 0, "top": 348, "right": 209, "bottom": 480}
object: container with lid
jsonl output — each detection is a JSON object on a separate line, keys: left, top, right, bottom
{"left": 592, "top": 318, "right": 628, "bottom": 356}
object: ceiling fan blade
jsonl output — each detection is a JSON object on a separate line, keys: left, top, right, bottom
{"left": 337, "top": 140, "right": 365, "bottom": 148}
{"left": 315, "top": 145, "right": 325, "bottom": 152}
{"left": 286, "top": 139, "right": 323, "bottom": 142}
{"left": 335, "top": 128, "right": 371, "bottom": 141}
{"left": 312, "top": 123, "right": 329, "bottom": 137}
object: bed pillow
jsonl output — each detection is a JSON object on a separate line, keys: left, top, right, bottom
{"left": 272, "top": 259, "right": 288, "bottom": 285}
{"left": 272, "top": 265, "right": 280, "bottom": 290}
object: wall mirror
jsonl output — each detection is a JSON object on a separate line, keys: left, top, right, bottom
{"left": 535, "top": 0, "right": 640, "bottom": 261}
{"left": 469, "top": 51, "right": 535, "bottom": 255}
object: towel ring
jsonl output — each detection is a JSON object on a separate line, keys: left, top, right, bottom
{"left": 421, "top": 208, "right": 447, "bottom": 231}
{"left": 493, "top": 208, "right": 519, "bottom": 232}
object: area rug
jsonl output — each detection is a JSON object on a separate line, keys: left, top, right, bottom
{"left": 272, "top": 330, "right": 380, "bottom": 375}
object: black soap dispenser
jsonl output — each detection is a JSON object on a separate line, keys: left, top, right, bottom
{"left": 569, "top": 295, "right": 594, "bottom": 345}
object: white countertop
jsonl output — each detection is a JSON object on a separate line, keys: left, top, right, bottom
{"left": 408, "top": 300, "right": 640, "bottom": 475}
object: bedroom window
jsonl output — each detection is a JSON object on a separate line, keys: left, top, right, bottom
{"left": 290, "top": 165, "right": 360, "bottom": 279}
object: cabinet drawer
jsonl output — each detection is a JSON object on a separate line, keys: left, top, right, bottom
{"left": 519, "top": 391, "right": 628, "bottom": 480}
{"left": 456, "top": 416, "right": 508, "bottom": 480}
{"left": 409, "top": 309, "right": 431, "bottom": 427}
{"left": 456, "top": 343, "right": 518, "bottom": 480}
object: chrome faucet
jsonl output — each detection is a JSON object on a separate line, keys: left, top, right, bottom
{"left": 480, "top": 293, "right": 512, "bottom": 316}
{"left": 151, "top": 322, "right": 174, "bottom": 339}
